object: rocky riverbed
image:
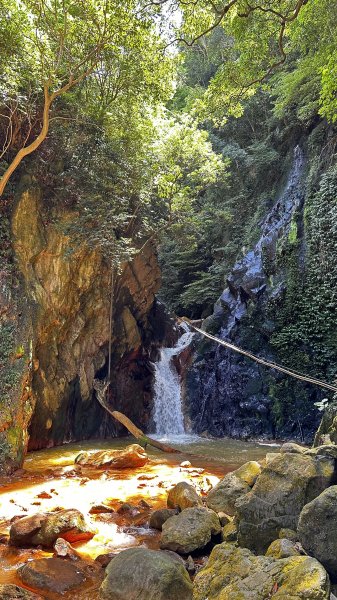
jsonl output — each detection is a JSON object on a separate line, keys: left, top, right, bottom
{"left": 1, "top": 438, "right": 336, "bottom": 599}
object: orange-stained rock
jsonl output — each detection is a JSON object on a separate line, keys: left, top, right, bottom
{"left": 75, "top": 444, "right": 148, "bottom": 469}
{"left": 18, "top": 558, "right": 86, "bottom": 594}
{"left": 10, "top": 509, "right": 93, "bottom": 548}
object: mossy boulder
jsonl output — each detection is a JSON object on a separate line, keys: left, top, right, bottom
{"left": 167, "top": 482, "right": 202, "bottom": 511}
{"left": 193, "top": 542, "right": 330, "bottom": 600}
{"left": 298, "top": 485, "right": 337, "bottom": 577}
{"left": 236, "top": 452, "right": 334, "bottom": 553}
{"left": 99, "top": 547, "right": 193, "bottom": 600}
{"left": 160, "top": 507, "right": 221, "bottom": 555}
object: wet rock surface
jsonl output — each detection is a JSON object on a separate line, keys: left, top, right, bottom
{"left": 160, "top": 507, "right": 221, "bottom": 554}
{"left": 99, "top": 547, "right": 193, "bottom": 600}
{"left": 18, "top": 557, "right": 87, "bottom": 594}
{"left": 193, "top": 542, "right": 330, "bottom": 600}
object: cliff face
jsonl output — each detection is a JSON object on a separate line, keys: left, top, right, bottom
{"left": 0, "top": 181, "right": 163, "bottom": 471}
{"left": 184, "top": 130, "right": 337, "bottom": 443}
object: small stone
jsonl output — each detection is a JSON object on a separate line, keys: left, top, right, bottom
{"left": 36, "top": 491, "right": 52, "bottom": 499}
{"left": 185, "top": 555, "right": 195, "bottom": 575}
{"left": 167, "top": 481, "right": 202, "bottom": 511}
{"left": 138, "top": 499, "right": 152, "bottom": 509}
{"left": 117, "top": 503, "right": 133, "bottom": 515}
{"left": 180, "top": 461, "right": 191, "bottom": 468}
{"left": 266, "top": 538, "right": 301, "bottom": 559}
{"left": 95, "top": 553, "right": 118, "bottom": 568}
{"left": 53, "top": 538, "right": 81, "bottom": 560}
{"left": 279, "top": 528, "right": 298, "bottom": 542}
{"left": 222, "top": 521, "right": 238, "bottom": 542}
{"left": 89, "top": 504, "right": 115, "bottom": 515}
{"left": 149, "top": 508, "right": 178, "bottom": 530}
{"left": 218, "top": 512, "right": 231, "bottom": 527}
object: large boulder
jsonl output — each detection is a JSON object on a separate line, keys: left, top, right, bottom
{"left": 99, "top": 547, "right": 193, "bottom": 600}
{"left": 18, "top": 558, "right": 86, "bottom": 594}
{"left": 10, "top": 509, "right": 93, "bottom": 548}
{"left": 0, "top": 585, "right": 43, "bottom": 600}
{"left": 236, "top": 452, "right": 334, "bottom": 553}
{"left": 160, "top": 507, "right": 221, "bottom": 555}
{"left": 167, "top": 482, "right": 202, "bottom": 511}
{"left": 298, "top": 485, "right": 337, "bottom": 576}
{"left": 193, "top": 542, "right": 330, "bottom": 600}
{"left": 206, "top": 462, "right": 261, "bottom": 516}
{"left": 75, "top": 444, "right": 148, "bottom": 468}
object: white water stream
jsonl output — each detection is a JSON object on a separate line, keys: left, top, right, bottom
{"left": 152, "top": 324, "right": 194, "bottom": 436}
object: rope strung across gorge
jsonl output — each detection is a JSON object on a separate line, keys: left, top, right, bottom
{"left": 183, "top": 321, "right": 337, "bottom": 394}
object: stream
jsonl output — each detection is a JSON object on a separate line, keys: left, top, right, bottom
{"left": 0, "top": 436, "right": 276, "bottom": 599}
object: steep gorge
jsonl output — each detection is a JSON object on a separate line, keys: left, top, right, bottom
{"left": 0, "top": 178, "right": 170, "bottom": 473}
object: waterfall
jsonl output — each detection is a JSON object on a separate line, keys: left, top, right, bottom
{"left": 153, "top": 324, "right": 194, "bottom": 435}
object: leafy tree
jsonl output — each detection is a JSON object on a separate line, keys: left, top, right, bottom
{"left": 0, "top": 0, "right": 172, "bottom": 195}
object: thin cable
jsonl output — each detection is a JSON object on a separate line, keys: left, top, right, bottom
{"left": 185, "top": 322, "right": 337, "bottom": 393}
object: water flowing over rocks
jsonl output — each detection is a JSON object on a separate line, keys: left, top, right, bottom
{"left": 99, "top": 547, "right": 193, "bottom": 600}
{"left": 193, "top": 542, "right": 330, "bottom": 600}
{"left": 184, "top": 146, "right": 321, "bottom": 442}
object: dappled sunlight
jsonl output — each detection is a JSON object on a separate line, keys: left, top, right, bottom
{"left": 0, "top": 439, "right": 222, "bottom": 591}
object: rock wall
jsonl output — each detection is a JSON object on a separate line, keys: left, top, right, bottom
{"left": 184, "top": 137, "right": 336, "bottom": 443}
{"left": 0, "top": 179, "right": 165, "bottom": 471}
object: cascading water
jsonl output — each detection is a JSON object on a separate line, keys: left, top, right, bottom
{"left": 153, "top": 323, "right": 194, "bottom": 436}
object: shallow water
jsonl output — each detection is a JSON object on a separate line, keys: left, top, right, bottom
{"left": 0, "top": 435, "right": 277, "bottom": 599}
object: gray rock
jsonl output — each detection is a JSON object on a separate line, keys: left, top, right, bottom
{"left": 236, "top": 452, "right": 334, "bottom": 553}
{"left": 99, "top": 547, "right": 193, "bottom": 600}
{"left": 206, "top": 473, "right": 250, "bottom": 516}
{"left": 298, "top": 485, "right": 337, "bottom": 576}
{"left": 149, "top": 508, "right": 178, "bottom": 530}
{"left": 160, "top": 507, "right": 221, "bottom": 554}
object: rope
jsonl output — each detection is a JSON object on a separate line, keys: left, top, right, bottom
{"left": 184, "top": 321, "right": 337, "bottom": 393}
